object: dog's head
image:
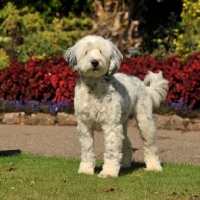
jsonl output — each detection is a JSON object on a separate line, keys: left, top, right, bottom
{"left": 64, "top": 35, "right": 123, "bottom": 78}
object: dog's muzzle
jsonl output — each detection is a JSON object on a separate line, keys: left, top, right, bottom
{"left": 91, "top": 60, "right": 99, "bottom": 71}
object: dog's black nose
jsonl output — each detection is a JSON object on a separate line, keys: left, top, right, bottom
{"left": 91, "top": 60, "right": 99, "bottom": 68}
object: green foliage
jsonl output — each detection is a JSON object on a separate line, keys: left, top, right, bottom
{"left": 0, "top": 3, "right": 46, "bottom": 34}
{"left": 16, "top": 25, "right": 90, "bottom": 62}
{"left": 173, "top": 0, "right": 200, "bottom": 59}
{"left": 0, "top": 2, "right": 19, "bottom": 34}
{"left": 0, "top": 0, "right": 93, "bottom": 21}
{"left": 0, "top": 2, "right": 92, "bottom": 63}
{"left": 0, "top": 48, "right": 9, "bottom": 69}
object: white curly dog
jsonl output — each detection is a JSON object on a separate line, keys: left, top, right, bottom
{"left": 65, "top": 35, "right": 168, "bottom": 178}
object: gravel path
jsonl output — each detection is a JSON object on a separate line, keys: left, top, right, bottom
{"left": 0, "top": 125, "right": 199, "bottom": 165}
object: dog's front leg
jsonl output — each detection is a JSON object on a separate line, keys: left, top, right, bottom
{"left": 77, "top": 121, "right": 96, "bottom": 175}
{"left": 98, "top": 124, "right": 124, "bottom": 178}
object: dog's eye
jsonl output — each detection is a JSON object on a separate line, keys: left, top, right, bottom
{"left": 99, "top": 50, "right": 102, "bottom": 54}
{"left": 85, "top": 51, "right": 88, "bottom": 55}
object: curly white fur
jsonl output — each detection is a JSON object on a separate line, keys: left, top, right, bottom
{"left": 65, "top": 35, "right": 169, "bottom": 178}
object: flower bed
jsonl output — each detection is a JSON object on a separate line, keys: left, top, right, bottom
{"left": 0, "top": 100, "right": 74, "bottom": 115}
{"left": 0, "top": 56, "right": 78, "bottom": 104}
{"left": 0, "top": 53, "right": 199, "bottom": 111}
{"left": 119, "top": 53, "right": 200, "bottom": 109}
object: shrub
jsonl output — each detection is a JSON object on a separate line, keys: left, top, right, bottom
{"left": 0, "top": 3, "right": 46, "bottom": 36}
{"left": 0, "top": 2, "right": 92, "bottom": 62}
{"left": 16, "top": 15, "right": 92, "bottom": 62}
{"left": 0, "top": 48, "right": 9, "bottom": 69}
{"left": 0, "top": 54, "right": 199, "bottom": 109}
{"left": 0, "top": 56, "right": 78, "bottom": 104}
{"left": 0, "top": 0, "right": 93, "bottom": 21}
{"left": 119, "top": 53, "right": 200, "bottom": 108}
{"left": 16, "top": 30, "right": 84, "bottom": 62}
{"left": 172, "top": 0, "right": 200, "bottom": 59}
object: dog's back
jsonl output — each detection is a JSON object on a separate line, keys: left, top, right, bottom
{"left": 114, "top": 71, "right": 168, "bottom": 109}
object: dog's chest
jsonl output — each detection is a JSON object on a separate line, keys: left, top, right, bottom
{"left": 74, "top": 82, "right": 117, "bottom": 128}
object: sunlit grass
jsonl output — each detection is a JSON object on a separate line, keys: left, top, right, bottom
{"left": 0, "top": 154, "right": 199, "bottom": 200}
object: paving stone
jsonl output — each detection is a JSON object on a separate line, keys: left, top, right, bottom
{"left": 36, "top": 113, "right": 55, "bottom": 125}
{"left": 2, "top": 112, "right": 200, "bottom": 131}
{"left": 187, "top": 122, "right": 200, "bottom": 131}
{"left": 153, "top": 114, "right": 168, "bottom": 129}
{"left": 57, "top": 113, "right": 77, "bottom": 126}
{"left": 164, "top": 115, "right": 184, "bottom": 130}
{"left": 23, "top": 114, "right": 39, "bottom": 125}
{"left": 2, "top": 113, "right": 19, "bottom": 124}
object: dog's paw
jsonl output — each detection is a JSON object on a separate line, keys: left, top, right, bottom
{"left": 98, "top": 173, "right": 117, "bottom": 178}
{"left": 78, "top": 162, "right": 94, "bottom": 175}
{"left": 145, "top": 164, "right": 162, "bottom": 172}
{"left": 98, "top": 170, "right": 118, "bottom": 178}
{"left": 145, "top": 157, "right": 162, "bottom": 172}
{"left": 78, "top": 167, "right": 94, "bottom": 175}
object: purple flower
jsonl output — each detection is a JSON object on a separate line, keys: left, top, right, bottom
{"left": 0, "top": 100, "right": 73, "bottom": 115}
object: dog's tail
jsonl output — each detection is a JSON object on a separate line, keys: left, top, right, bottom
{"left": 143, "top": 71, "right": 169, "bottom": 108}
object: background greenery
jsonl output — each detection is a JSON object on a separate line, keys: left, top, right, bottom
{"left": 0, "top": 2, "right": 92, "bottom": 66}
{"left": 0, "top": 0, "right": 93, "bottom": 21}
{"left": 173, "top": 0, "right": 200, "bottom": 60}
{"left": 0, "top": 0, "right": 199, "bottom": 110}
{"left": 1, "top": 0, "right": 199, "bottom": 67}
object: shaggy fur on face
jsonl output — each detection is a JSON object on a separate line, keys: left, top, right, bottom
{"left": 65, "top": 35, "right": 169, "bottom": 178}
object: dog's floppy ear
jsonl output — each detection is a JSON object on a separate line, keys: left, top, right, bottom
{"left": 108, "top": 43, "right": 123, "bottom": 75}
{"left": 64, "top": 47, "right": 77, "bottom": 71}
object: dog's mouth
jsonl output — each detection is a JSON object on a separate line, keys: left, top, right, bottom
{"left": 92, "top": 68, "right": 98, "bottom": 71}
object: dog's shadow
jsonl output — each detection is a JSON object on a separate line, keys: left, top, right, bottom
{"left": 120, "top": 162, "right": 146, "bottom": 176}
{"left": 0, "top": 149, "right": 22, "bottom": 157}
{"left": 94, "top": 162, "right": 146, "bottom": 176}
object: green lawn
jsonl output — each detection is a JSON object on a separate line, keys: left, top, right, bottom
{"left": 0, "top": 154, "right": 199, "bottom": 200}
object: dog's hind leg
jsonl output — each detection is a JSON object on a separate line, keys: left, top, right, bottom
{"left": 77, "top": 121, "right": 96, "bottom": 175}
{"left": 98, "top": 124, "right": 124, "bottom": 178}
{"left": 121, "top": 120, "right": 132, "bottom": 168}
{"left": 135, "top": 98, "right": 162, "bottom": 171}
